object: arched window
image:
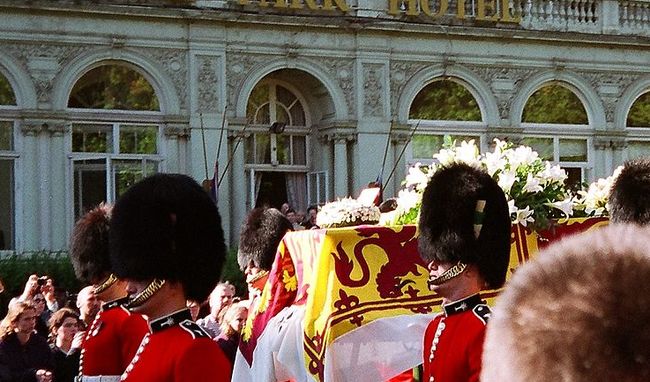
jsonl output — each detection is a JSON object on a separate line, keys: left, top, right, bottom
{"left": 626, "top": 91, "right": 650, "bottom": 160}
{"left": 68, "top": 64, "right": 162, "bottom": 220}
{"left": 244, "top": 79, "right": 312, "bottom": 211}
{"left": 408, "top": 79, "right": 483, "bottom": 164}
{"left": 0, "top": 71, "right": 17, "bottom": 250}
{"left": 521, "top": 82, "right": 591, "bottom": 190}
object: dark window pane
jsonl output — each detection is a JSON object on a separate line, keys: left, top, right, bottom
{"left": 276, "top": 134, "right": 288, "bottom": 164}
{"left": 73, "top": 159, "right": 106, "bottom": 220}
{"left": 0, "top": 73, "right": 16, "bottom": 105}
{"left": 256, "top": 134, "right": 271, "bottom": 164}
{"left": 72, "top": 124, "right": 112, "bottom": 153}
{"left": 0, "top": 121, "right": 12, "bottom": 151}
{"left": 627, "top": 142, "right": 650, "bottom": 160}
{"left": 627, "top": 92, "right": 650, "bottom": 127}
{"left": 412, "top": 135, "right": 444, "bottom": 158}
{"left": 113, "top": 160, "right": 146, "bottom": 200}
{"left": 0, "top": 159, "right": 13, "bottom": 249}
{"left": 68, "top": 65, "right": 159, "bottom": 111}
{"left": 409, "top": 80, "right": 482, "bottom": 121}
{"left": 522, "top": 83, "right": 588, "bottom": 124}
{"left": 119, "top": 125, "right": 157, "bottom": 154}
{"left": 292, "top": 135, "right": 306, "bottom": 165}
{"left": 563, "top": 167, "right": 583, "bottom": 192}
{"left": 245, "top": 135, "right": 255, "bottom": 164}
{"left": 559, "top": 139, "right": 587, "bottom": 162}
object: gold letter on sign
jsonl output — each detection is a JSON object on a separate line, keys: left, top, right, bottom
{"left": 387, "top": 0, "right": 420, "bottom": 16}
{"left": 477, "top": 0, "right": 497, "bottom": 20}
{"left": 420, "top": 0, "right": 448, "bottom": 18}
{"left": 323, "top": 0, "right": 350, "bottom": 11}
{"left": 499, "top": 0, "right": 522, "bottom": 22}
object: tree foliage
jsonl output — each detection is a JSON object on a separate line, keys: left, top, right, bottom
{"left": 68, "top": 65, "right": 159, "bottom": 111}
{"left": 409, "top": 80, "right": 482, "bottom": 121}
{"left": 0, "top": 73, "right": 16, "bottom": 105}
{"left": 522, "top": 83, "right": 588, "bottom": 124}
{"left": 627, "top": 92, "right": 650, "bottom": 127}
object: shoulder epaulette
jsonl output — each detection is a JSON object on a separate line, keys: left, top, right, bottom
{"left": 472, "top": 304, "right": 491, "bottom": 325}
{"left": 179, "top": 320, "right": 210, "bottom": 339}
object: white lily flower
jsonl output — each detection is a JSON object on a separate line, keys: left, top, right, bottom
{"left": 456, "top": 140, "right": 481, "bottom": 167}
{"left": 540, "top": 163, "right": 568, "bottom": 184}
{"left": 498, "top": 169, "right": 518, "bottom": 194}
{"left": 484, "top": 151, "right": 506, "bottom": 177}
{"left": 523, "top": 173, "right": 543, "bottom": 194}
{"left": 396, "top": 189, "right": 421, "bottom": 212}
{"left": 508, "top": 199, "right": 517, "bottom": 215}
{"left": 405, "top": 165, "right": 430, "bottom": 191}
{"left": 513, "top": 206, "right": 535, "bottom": 227}
{"left": 508, "top": 145, "right": 538, "bottom": 168}
{"left": 551, "top": 198, "right": 574, "bottom": 218}
{"left": 433, "top": 148, "right": 456, "bottom": 166}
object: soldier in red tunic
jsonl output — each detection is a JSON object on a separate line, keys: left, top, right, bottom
{"left": 109, "top": 173, "right": 231, "bottom": 382}
{"left": 417, "top": 163, "right": 510, "bottom": 382}
{"left": 69, "top": 204, "right": 150, "bottom": 382}
{"left": 237, "top": 208, "right": 292, "bottom": 302}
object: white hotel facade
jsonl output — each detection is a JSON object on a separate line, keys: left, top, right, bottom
{"left": 0, "top": 0, "right": 649, "bottom": 252}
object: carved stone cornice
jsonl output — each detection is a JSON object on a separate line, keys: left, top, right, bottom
{"left": 20, "top": 122, "right": 46, "bottom": 136}
{"left": 325, "top": 132, "right": 357, "bottom": 144}
{"left": 163, "top": 125, "right": 190, "bottom": 139}
{"left": 594, "top": 138, "right": 628, "bottom": 150}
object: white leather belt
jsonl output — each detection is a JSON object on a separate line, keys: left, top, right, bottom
{"left": 80, "top": 376, "right": 121, "bottom": 382}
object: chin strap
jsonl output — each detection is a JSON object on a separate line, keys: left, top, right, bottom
{"left": 428, "top": 262, "right": 468, "bottom": 287}
{"left": 127, "top": 279, "right": 166, "bottom": 309}
{"left": 93, "top": 273, "right": 118, "bottom": 295}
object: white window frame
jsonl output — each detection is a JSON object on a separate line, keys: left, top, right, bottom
{"left": 307, "top": 171, "right": 329, "bottom": 206}
{"left": 521, "top": 123, "right": 594, "bottom": 184}
{"left": 66, "top": 119, "right": 164, "bottom": 228}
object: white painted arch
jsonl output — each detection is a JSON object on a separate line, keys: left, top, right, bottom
{"left": 51, "top": 48, "right": 181, "bottom": 114}
{"left": 511, "top": 70, "right": 606, "bottom": 129}
{"left": 616, "top": 75, "right": 650, "bottom": 128}
{"left": 234, "top": 57, "right": 349, "bottom": 121}
{"left": 0, "top": 51, "right": 38, "bottom": 109}
{"left": 397, "top": 64, "right": 500, "bottom": 126}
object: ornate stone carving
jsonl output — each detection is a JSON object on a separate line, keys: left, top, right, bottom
{"left": 318, "top": 57, "right": 356, "bottom": 116}
{"left": 225, "top": 52, "right": 268, "bottom": 113}
{"left": 389, "top": 61, "right": 428, "bottom": 112}
{"left": 326, "top": 132, "right": 357, "bottom": 143}
{"left": 581, "top": 71, "right": 639, "bottom": 122}
{"left": 470, "top": 65, "right": 537, "bottom": 121}
{"left": 163, "top": 125, "right": 190, "bottom": 139}
{"left": 20, "top": 121, "right": 46, "bottom": 136}
{"left": 145, "top": 48, "right": 189, "bottom": 110}
{"left": 362, "top": 63, "right": 384, "bottom": 118}
{"left": 196, "top": 55, "right": 220, "bottom": 112}
{"left": 3, "top": 43, "right": 91, "bottom": 103}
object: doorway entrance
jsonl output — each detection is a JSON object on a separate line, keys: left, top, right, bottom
{"left": 255, "top": 172, "right": 287, "bottom": 209}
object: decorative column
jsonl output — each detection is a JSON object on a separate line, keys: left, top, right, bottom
{"left": 330, "top": 133, "right": 355, "bottom": 199}
{"left": 44, "top": 122, "right": 66, "bottom": 250}
{"left": 227, "top": 119, "right": 249, "bottom": 246}
{"left": 163, "top": 124, "right": 191, "bottom": 173}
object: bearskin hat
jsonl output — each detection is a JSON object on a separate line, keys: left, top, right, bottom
{"left": 69, "top": 204, "right": 112, "bottom": 285}
{"left": 418, "top": 163, "right": 511, "bottom": 289}
{"left": 609, "top": 157, "right": 650, "bottom": 225}
{"left": 109, "top": 173, "right": 226, "bottom": 303}
{"left": 237, "top": 208, "right": 292, "bottom": 271}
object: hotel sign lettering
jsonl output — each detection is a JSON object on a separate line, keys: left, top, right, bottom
{"left": 237, "top": 0, "right": 521, "bottom": 23}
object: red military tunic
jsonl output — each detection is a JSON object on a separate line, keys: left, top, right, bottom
{"left": 422, "top": 294, "right": 490, "bottom": 382}
{"left": 80, "top": 297, "right": 149, "bottom": 379}
{"left": 121, "top": 309, "right": 231, "bottom": 382}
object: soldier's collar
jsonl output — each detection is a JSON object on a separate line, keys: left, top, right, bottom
{"left": 101, "top": 297, "right": 130, "bottom": 311}
{"left": 443, "top": 294, "right": 483, "bottom": 316}
{"left": 149, "top": 308, "right": 192, "bottom": 333}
